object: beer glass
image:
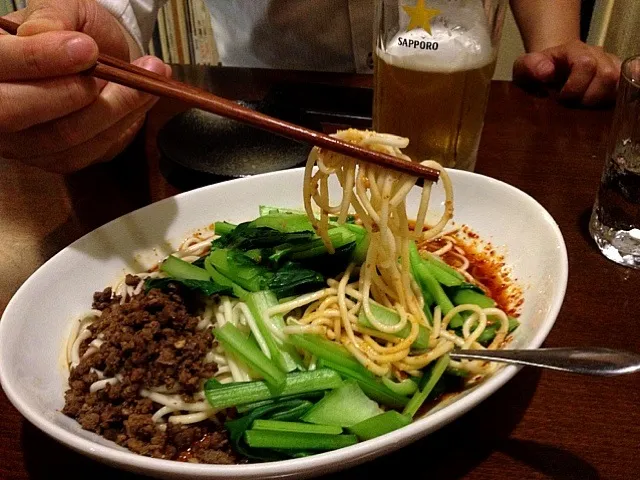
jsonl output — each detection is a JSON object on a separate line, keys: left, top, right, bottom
{"left": 373, "top": 0, "right": 507, "bottom": 170}
{"left": 589, "top": 55, "right": 640, "bottom": 269}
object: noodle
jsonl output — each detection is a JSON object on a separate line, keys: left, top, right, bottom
{"left": 297, "top": 129, "right": 506, "bottom": 377}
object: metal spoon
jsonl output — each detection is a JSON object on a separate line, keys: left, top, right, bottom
{"left": 449, "top": 347, "right": 640, "bottom": 376}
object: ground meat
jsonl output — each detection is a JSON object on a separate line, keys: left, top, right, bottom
{"left": 92, "top": 287, "right": 115, "bottom": 310}
{"left": 63, "top": 286, "right": 242, "bottom": 464}
{"left": 176, "top": 430, "right": 238, "bottom": 464}
{"left": 125, "top": 274, "right": 141, "bottom": 286}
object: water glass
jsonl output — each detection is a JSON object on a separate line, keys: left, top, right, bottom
{"left": 589, "top": 55, "right": 640, "bottom": 268}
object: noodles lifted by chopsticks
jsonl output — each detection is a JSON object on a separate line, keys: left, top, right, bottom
{"left": 299, "top": 129, "right": 505, "bottom": 378}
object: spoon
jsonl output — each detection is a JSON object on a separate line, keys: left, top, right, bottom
{"left": 449, "top": 347, "right": 640, "bottom": 376}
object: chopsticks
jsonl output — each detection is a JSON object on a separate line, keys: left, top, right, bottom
{"left": 0, "top": 18, "right": 440, "bottom": 183}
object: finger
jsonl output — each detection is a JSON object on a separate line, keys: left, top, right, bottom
{"left": 0, "top": 97, "right": 155, "bottom": 160}
{"left": 1, "top": 9, "right": 28, "bottom": 25}
{"left": 18, "top": 0, "right": 129, "bottom": 60}
{"left": 23, "top": 109, "right": 149, "bottom": 173}
{"left": 51, "top": 55, "right": 165, "bottom": 151}
{"left": 0, "top": 31, "right": 97, "bottom": 81}
{"left": 582, "top": 54, "right": 620, "bottom": 107}
{"left": 0, "top": 56, "right": 166, "bottom": 157}
{"left": 97, "top": 56, "right": 167, "bottom": 114}
{"left": 0, "top": 75, "right": 98, "bottom": 133}
{"left": 558, "top": 53, "right": 597, "bottom": 102}
{"left": 541, "top": 43, "right": 598, "bottom": 102}
{"left": 97, "top": 115, "right": 147, "bottom": 164}
{"left": 513, "top": 51, "right": 557, "bottom": 85}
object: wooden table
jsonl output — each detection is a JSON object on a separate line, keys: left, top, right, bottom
{"left": 1, "top": 67, "right": 639, "bottom": 480}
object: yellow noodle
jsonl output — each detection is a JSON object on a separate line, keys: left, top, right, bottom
{"left": 293, "top": 129, "right": 512, "bottom": 379}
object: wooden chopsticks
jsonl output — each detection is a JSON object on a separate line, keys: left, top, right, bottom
{"left": 0, "top": 18, "right": 440, "bottom": 182}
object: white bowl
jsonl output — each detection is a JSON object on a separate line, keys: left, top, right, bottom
{"left": 0, "top": 168, "right": 567, "bottom": 479}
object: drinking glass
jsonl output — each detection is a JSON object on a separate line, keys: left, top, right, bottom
{"left": 372, "top": 0, "right": 507, "bottom": 170}
{"left": 590, "top": 55, "right": 640, "bottom": 268}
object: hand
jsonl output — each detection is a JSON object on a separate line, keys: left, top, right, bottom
{"left": 513, "top": 40, "right": 621, "bottom": 107}
{"left": 0, "top": 0, "right": 170, "bottom": 173}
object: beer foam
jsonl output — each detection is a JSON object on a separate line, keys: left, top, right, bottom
{"left": 378, "top": 1, "right": 495, "bottom": 72}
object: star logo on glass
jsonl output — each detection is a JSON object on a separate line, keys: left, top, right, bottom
{"left": 402, "top": 0, "right": 441, "bottom": 35}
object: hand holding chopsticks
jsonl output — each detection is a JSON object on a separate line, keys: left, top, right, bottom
{"left": 0, "top": 17, "right": 439, "bottom": 182}
{"left": 0, "top": 9, "right": 171, "bottom": 172}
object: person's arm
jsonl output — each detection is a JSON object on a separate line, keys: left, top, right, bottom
{"left": 510, "top": 0, "right": 620, "bottom": 106}
{"left": 511, "top": 0, "right": 580, "bottom": 52}
{"left": 0, "top": 0, "right": 170, "bottom": 173}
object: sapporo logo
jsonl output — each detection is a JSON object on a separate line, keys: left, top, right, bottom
{"left": 399, "top": 0, "right": 440, "bottom": 51}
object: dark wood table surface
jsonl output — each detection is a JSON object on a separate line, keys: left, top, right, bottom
{"left": 1, "top": 67, "right": 639, "bottom": 480}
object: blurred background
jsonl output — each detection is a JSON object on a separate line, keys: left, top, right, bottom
{"left": 1, "top": 0, "right": 637, "bottom": 79}
{"left": 148, "top": 0, "right": 640, "bottom": 81}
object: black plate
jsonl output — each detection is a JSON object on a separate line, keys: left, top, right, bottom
{"left": 157, "top": 83, "right": 373, "bottom": 191}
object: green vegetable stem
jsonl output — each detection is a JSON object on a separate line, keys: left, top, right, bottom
{"left": 205, "top": 369, "right": 342, "bottom": 409}
{"left": 213, "top": 323, "right": 286, "bottom": 391}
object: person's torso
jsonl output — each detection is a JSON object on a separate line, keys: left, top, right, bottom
{"left": 204, "top": 0, "right": 374, "bottom": 73}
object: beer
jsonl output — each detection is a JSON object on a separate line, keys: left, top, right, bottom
{"left": 373, "top": 56, "right": 495, "bottom": 170}
{"left": 373, "top": 1, "right": 500, "bottom": 170}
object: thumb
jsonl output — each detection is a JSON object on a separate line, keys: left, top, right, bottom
{"left": 513, "top": 52, "right": 557, "bottom": 85}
